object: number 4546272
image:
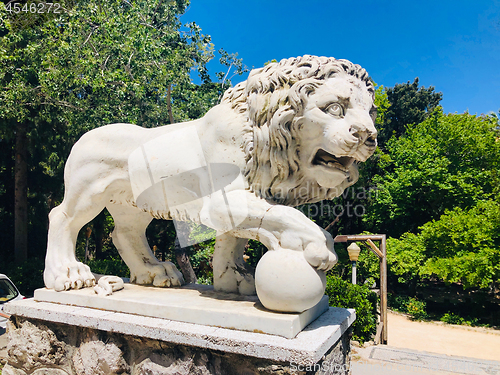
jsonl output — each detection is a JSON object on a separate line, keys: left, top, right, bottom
{"left": 5, "top": 2, "right": 62, "bottom": 14}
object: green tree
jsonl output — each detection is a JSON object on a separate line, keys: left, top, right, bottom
{"left": 0, "top": 0, "right": 240, "bottom": 265}
{"left": 0, "top": 4, "right": 65, "bottom": 263}
{"left": 421, "top": 200, "right": 500, "bottom": 289}
{"left": 378, "top": 78, "right": 442, "bottom": 147}
{"left": 369, "top": 200, "right": 500, "bottom": 292}
{"left": 373, "top": 84, "right": 390, "bottom": 129}
{"left": 365, "top": 111, "right": 500, "bottom": 237}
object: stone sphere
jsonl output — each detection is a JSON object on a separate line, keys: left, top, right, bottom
{"left": 255, "top": 249, "right": 326, "bottom": 313}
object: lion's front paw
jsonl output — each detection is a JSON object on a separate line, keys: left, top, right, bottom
{"left": 44, "top": 261, "right": 96, "bottom": 291}
{"left": 303, "top": 242, "right": 338, "bottom": 271}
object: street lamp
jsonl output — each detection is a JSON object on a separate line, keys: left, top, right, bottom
{"left": 347, "top": 242, "right": 361, "bottom": 284}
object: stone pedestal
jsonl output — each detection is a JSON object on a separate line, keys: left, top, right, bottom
{"left": 33, "top": 284, "right": 329, "bottom": 339}
{"left": 3, "top": 297, "right": 355, "bottom": 375}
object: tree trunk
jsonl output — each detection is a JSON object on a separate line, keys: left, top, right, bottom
{"left": 174, "top": 238, "right": 197, "bottom": 284}
{"left": 174, "top": 221, "right": 197, "bottom": 283}
{"left": 166, "top": 85, "right": 174, "bottom": 125}
{"left": 14, "top": 122, "right": 28, "bottom": 264}
{"left": 93, "top": 210, "right": 105, "bottom": 260}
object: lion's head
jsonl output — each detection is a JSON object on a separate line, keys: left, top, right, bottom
{"left": 222, "top": 55, "right": 377, "bottom": 206}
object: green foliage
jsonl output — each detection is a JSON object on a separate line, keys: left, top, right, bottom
{"left": 356, "top": 244, "right": 380, "bottom": 282}
{"left": 36, "top": 0, "right": 213, "bottom": 128}
{"left": 386, "top": 234, "right": 426, "bottom": 286}
{"left": 365, "top": 112, "right": 500, "bottom": 237}
{"left": 388, "top": 294, "right": 427, "bottom": 320}
{"left": 440, "top": 312, "right": 479, "bottom": 326}
{"left": 0, "top": 0, "right": 246, "bottom": 263}
{"left": 362, "top": 109, "right": 500, "bottom": 293}
{"left": 0, "top": 2, "right": 11, "bottom": 37}
{"left": 87, "top": 257, "right": 130, "bottom": 278}
{"left": 245, "top": 239, "right": 266, "bottom": 269}
{"left": 378, "top": 77, "right": 442, "bottom": 147}
{"left": 373, "top": 84, "right": 390, "bottom": 129}
{"left": 325, "top": 275, "right": 378, "bottom": 343}
{"left": 354, "top": 233, "right": 426, "bottom": 293}
{"left": 406, "top": 298, "right": 428, "bottom": 320}
{"left": 380, "top": 200, "right": 500, "bottom": 291}
{"left": 387, "top": 294, "right": 410, "bottom": 312}
{"left": 420, "top": 201, "right": 500, "bottom": 289}
{"left": 215, "top": 48, "right": 248, "bottom": 84}
{"left": 1, "top": 258, "right": 45, "bottom": 296}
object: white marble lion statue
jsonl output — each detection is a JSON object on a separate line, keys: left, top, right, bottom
{"left": 44, "top": 55, "right": 377, "bottom": 312}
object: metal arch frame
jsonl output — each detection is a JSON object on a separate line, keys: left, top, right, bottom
{"left": 334, "top": 234, "right": 387, "bottom": 345}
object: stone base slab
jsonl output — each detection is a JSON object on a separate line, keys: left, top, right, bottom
{"left": 4, "top": 298, "right": 354, "bottom": 367}
{"left": 33, "top": 284, "right": 329, "bottom": 339}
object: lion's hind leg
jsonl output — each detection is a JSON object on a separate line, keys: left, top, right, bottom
{"left": 106, "top": 204, "right": 185, "bottom": 287}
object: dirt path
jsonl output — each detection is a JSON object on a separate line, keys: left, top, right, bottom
{"left": 386, "top": 311, "right": 500, "bottom": 361}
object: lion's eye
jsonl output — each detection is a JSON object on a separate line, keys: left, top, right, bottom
{"left": 370, "top": 107, "right": 377, "bottom": 123}
{"left": 325, "top": 103, "right": 344, "bottom": 117}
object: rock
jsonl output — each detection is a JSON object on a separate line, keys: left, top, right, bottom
{"left": 6, "top": 320, "right": 68, "bottom": 373}
{"left": 32, "top": 369, "right": 69, "bottom": 375}
{"left": 73, "top": 340, "right": 130, "bottom": 375}
{"left": 1, "top": 364, "right": 27, "bottom": 375}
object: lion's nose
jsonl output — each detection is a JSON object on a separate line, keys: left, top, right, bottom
{"left": 349, "top": 124, "right": 377, "bottom": 145}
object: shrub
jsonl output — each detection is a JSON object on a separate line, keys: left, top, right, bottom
{"left": 1, "top": 258, "right": 45, "bottom": 297}
{"left": 388, "top": 294, "right": 427, "bottom": 320}
{"left": 87, "top": 257, "right": 130, "bottom": 278}
{"left": 406, "top": 298, "right": 428, "bottom": 320}
{"left": 387, "top": 294, "right": 409, "bottom": 312}
{"left": 325, "top": 274, "right": 378, "bottom": 344}
{"left": 440, "top": 312, "right": 464, "bottom": 325}
{"left": 440, "top": 312, "right": 479, "bottom": 326}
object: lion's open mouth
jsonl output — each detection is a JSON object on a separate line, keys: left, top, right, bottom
{"left": 312, "top": 149, "right": 355, "bottom": 173}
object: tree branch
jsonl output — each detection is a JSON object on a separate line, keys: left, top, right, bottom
{"left": 166, "top": 85, "right": 174, "bottom": 124}
{"left": 82, "top": 28, "right": 95, "bottom": 47}
{"left": 101, "top": 55, "right": 111, "bottom": 77}
{"left": 151, "top": 0, "right": 164, "bottom": 23}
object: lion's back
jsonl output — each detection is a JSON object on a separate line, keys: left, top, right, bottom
{"left": 63, "top": 124, "right": 163, "bottom": 188}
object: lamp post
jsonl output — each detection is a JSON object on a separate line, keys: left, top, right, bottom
{"left": 347, "top": 242, "right": 361, "bottom": 285}
{"left": 335, "top": 235, "right": 388, "bottom": 344}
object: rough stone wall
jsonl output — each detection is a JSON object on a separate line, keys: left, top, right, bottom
{"left": 3, "top": 317, "right": 351, "bottom": 375}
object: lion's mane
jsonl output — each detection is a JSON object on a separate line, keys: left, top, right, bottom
{"left": 221, "top": 55, "right": 374, "bottom": 206}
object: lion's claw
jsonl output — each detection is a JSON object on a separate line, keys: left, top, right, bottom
{"left": 131, "top": 261, "right": 185, "bottom": 288}
{"left": 45, "top": 261, "right": 96, "bottom": 292}
{"left": 303, "top": 242, "right": 338, "bottom": 271}
{"left": 161, "top": 262, "right": 185, "bottom": 286}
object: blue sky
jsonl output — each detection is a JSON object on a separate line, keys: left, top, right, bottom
{"left": 181, "top": 1, "right": 500, "bottom": 116}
